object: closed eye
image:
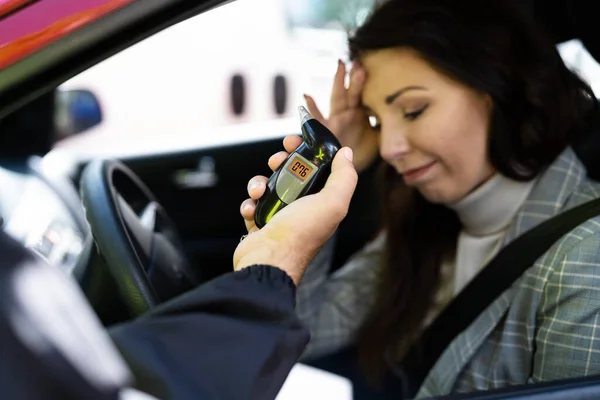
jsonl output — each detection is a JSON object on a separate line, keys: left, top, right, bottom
{"left": 404, "top": 105, "right": 428, "bottom": 121}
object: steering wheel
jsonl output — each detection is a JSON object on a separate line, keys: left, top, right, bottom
{"left": 80, "top": 159, "right": 199, "bottom": 316}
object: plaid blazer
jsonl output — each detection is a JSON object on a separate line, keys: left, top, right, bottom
{"left": 296, "top": 147, "right": 600, "bottom": 398}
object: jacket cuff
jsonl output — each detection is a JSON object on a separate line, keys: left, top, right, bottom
{"left": 233, "top": 265, "right": 297, "bottom": 300}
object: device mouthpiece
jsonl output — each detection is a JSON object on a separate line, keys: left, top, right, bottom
{"left": 298, "top": 105, "right": 313, "bottom": 125}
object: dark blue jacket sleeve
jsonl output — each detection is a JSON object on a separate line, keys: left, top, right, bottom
{"left": 108, "top": 265, "right": 309, "bottom": 400}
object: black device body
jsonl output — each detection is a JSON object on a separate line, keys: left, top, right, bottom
{"left": 254, "top": 112, "right": 342, "bottom": 228}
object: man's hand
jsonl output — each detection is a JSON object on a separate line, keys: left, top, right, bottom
{"left": 234, "top": 144, "right": 357, "bottom": 285}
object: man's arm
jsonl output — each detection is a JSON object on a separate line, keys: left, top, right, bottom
{"left": 109, "top": 265, "right": 309, "bottom": 400}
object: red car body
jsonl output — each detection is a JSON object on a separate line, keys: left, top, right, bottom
{"left": 0, "top": 0, "right": 134, "bottom": 69}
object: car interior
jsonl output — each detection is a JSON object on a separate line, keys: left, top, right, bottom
{"left": 0, "top": 0, "right": 600, "bottom": 398}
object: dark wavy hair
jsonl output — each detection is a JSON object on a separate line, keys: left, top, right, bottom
{"left": 347, "top": 0, "right": 599, "bottom": 383}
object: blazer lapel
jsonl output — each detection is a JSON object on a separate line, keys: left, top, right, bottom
{"left": 417, "top": 148, "right": 587, "bottom": 397}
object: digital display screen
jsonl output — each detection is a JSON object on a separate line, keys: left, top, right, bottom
{"left": 287, "top": 156, "right": 313, "bottom": 181}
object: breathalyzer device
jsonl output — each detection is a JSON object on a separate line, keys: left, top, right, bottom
{"left": 254, "top": 106, "right": 342, "bottom": 228}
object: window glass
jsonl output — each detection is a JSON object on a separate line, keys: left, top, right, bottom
{"left": 54, "top": 1, "right": 600, "bottom": 158}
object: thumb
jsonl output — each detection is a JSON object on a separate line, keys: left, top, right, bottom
{"left": 320, "top": 147, "right": 358, "bottom": 211}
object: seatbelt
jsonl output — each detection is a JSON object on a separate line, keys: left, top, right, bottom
{"left": 397, "top": 197, "right": 600, "bottom": 396}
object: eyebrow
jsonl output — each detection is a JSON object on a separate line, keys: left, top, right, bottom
{"left": 385, "top": 86, "right": 428, "bottom": 104}
{"left": 361, "top": 85, "right": 428, "bottom": 114}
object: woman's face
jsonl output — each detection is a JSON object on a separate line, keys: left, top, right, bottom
{"left": 361, "top": 47, "right": 495, "bottom": 205}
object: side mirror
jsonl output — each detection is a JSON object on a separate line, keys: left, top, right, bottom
{"left": 55, "top": 89, "right": 103, "bottom": 139}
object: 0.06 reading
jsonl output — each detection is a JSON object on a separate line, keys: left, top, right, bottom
{"left": 287, "top": 158, "right": 313, "bottom": 181}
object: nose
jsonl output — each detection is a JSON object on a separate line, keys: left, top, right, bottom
{"left": 379, "top": 123, "right": 411, "bottom": 162}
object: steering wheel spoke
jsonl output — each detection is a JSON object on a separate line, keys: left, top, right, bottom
{"left": 139, "top": 201, "right": 158, "bottom": 231}
{"left": 116, "top": 195, "right": 153, "bottom": 259}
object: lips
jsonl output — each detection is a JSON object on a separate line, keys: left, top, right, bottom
{"left": 401, "top": 161, "right": 437, "bottom": 183}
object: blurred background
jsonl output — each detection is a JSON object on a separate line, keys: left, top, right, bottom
{"left": 53, "top": 0, "right": 600, "bottom": 158}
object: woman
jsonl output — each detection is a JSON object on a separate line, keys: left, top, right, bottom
{"left": 241, "top": 0, "right": 600, "bottom": 397}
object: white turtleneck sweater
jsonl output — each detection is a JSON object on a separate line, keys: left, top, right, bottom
{"left": 426, "top": 174, "right": 538, "bottom": 325}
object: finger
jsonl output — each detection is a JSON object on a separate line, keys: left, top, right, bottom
{"left": 330, "top": 60, "right": 349, "bottom": 115}
{"left": 283, "top": 135, "right": 303, "bottom": 154}
{"left": 241, "top": 199, "right": 259, "bottom": 232}
{"left": 268, "top": 151, "right": 289, "bottom": 172}
{"left": 244, "top": 217, "right": 258, "bottom": 233}
{"left": 240, "top": 198, "right": 256, "bottom": 220}
{"left": 319, "top": 147, "right": 358, "bottom": 217}
{"left": 247, "top": 176, "right": 268, "bottom": 199}
{"left": 347, "top": 66, "right": 366, "bottom": 108}
{"left": 303, "top": 95, "right": 326, "bottom": 124}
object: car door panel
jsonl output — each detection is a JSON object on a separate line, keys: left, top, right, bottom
{"left": 120, "top": 134, "right": 383, "bottom": 283}
{"left": 121, "top": 137, "right": 284, "bottom": 281}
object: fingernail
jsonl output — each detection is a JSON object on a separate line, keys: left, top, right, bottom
{"left": 343, "top": 147, "right": 353, "bottom": 162}
{"left": 248, "top": 182, "right": 258, "bottom": 192}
